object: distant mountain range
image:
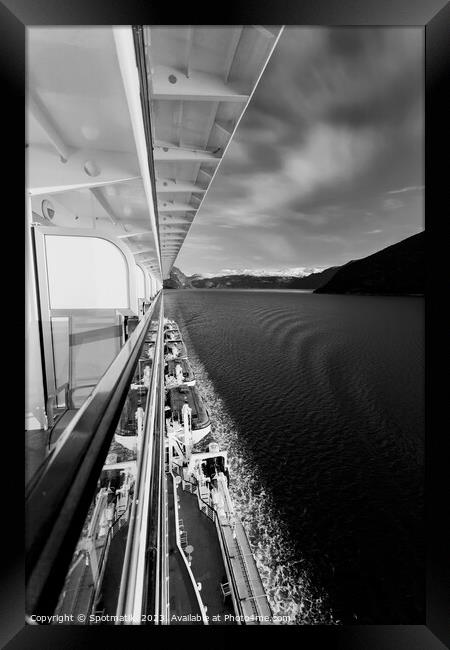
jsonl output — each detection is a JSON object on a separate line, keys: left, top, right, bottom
{"left": 315, "top": 230, "right": 424, "bottom": 295}
{"left": 163, "top": 266, "right": 340, "bottom": 290}
{"left": 163, "top": 231, "right": 424, "bottom": 296}
{"left": 200, "top": 266, "right": 325, "bottom": 278}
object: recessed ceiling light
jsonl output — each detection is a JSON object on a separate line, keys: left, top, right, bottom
{"left": 41, "top": 199, "right": 55, "bottom": 221}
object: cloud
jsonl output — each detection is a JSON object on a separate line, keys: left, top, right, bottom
{"left": 383, "top": 198, "right": 403, "bottom": 210}
{"left": 177, "top": 27, "right": 424, "bottom": 275}
{"left": 388, "top": 185, "right": 424, "bottom": 194}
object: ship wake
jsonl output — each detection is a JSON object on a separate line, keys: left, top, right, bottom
{"left": 183, "top": 332, "right": 340, "bottom": 625}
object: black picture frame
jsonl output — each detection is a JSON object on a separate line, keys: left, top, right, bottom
{"left": 4, "top": 0, "right": 448, "bottom": 647}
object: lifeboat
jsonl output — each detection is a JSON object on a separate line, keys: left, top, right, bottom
{"left": 165, "top": 357, "right": 195, "bottom": 387}
{"left": 166, "top": 385, "right": 211, "bottom": 443}
{"left": 164, "top": 340, "right": 187, "bottom": 360}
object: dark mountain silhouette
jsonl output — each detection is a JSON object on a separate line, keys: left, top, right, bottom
{"left": 163, "top": 266, "right": 194, "bottom": 289}
{"left": 315, "top": 231, "right": 424, "bottom": 296}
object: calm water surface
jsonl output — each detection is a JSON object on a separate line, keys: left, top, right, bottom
{"left": 164, "top": 289, "right": 424, "bottom": 624}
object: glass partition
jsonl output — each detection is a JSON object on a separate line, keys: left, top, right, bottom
{"left": 45, "top": 235, "right": 130, "bottom": 310}
{"left": 52, "top": 297, "right": 162, "bottom": 621}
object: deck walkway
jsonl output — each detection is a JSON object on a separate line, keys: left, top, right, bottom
{"left": 177, "top": 488, "right": 235, "bottom": 624}
{"left": 167, "top": 476, "right": 204, "bottom": 624}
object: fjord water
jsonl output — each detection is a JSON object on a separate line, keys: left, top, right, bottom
{"left": 164, "top": 289, "right": 424, "bottom": 624}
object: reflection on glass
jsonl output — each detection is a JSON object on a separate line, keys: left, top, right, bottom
{"left": 50, "top": 317, "right": 70, "bottom": 408}
{"left": 53, "top": 309, "right": 160, "bottom": 622}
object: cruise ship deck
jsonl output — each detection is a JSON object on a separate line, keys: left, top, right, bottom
{"left": 177, "top": 486, "right": 235, "bottom": 623}
{"left": 167, "top": 476, "right": 204, "bottom": 624}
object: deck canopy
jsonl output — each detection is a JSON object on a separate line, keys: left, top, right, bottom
{"left": 27, "top": 27, "right": 162, "bottom": 284}
{"left": 143, "top": 26, "right": 283, "bottom": 277}
{"left": 26, "top": 26, "right": 283, "bottom": 282}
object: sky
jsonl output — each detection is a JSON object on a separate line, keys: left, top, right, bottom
{"left": 176, "top": 27, "right": 424, "bottom": 277}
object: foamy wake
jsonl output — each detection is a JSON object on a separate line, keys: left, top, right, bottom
{"left": 184, "top": 334, "right": 340, "bottom": 625}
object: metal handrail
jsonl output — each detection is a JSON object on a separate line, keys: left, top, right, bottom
{"left": 46, "top": 382, "right": 70, "bottom": 428}
{"left": 26, "top": 291, "right": 162, "bottom": 618}
{"left": 115, "top": 305, "right": 164, "bottom": 620}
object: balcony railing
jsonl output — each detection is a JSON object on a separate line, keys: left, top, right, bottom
{"left": 26, "top": 292, "right": 163, "bottom": 619}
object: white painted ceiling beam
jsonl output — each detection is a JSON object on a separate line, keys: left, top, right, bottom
{"left": 212, "top": 121, "right": 232, "bottom": 138}
{"left": 160, "top": 224, "right": 190, "bottom": 232}
{"left": 223, "top": 27, "right": 243, "bottom": 82}
{"left": 151, "top": 65, "right": 249, "bottom": 102}
{"left": 158, "top": 201, "right": 198, "bottom": 213}
{"left": 153, "top": 145, "right": 221, "bottom": 164}
{"left": 90, "top": 187, "right": 124, "bottom": 227}
{"left": 156, "top": 178, "right": 206, "bottom": 193}
{"left": 27, "top": 146, "right": 140, "bottom": 196}
{"left": 161, "top": 229, "right": 186, "bottom": 235}
{"left": 29, "top": 175, "right": 142, "bottom": 198}
{"left": 185, "top": 27, "right": 194, "bottom": 79}
{"left": 198, "top": 168, "right": 213, "bottom": 179}
{"left": 28, "top": 92, "right": 71, "bottom": 163}
{"left": 134, "top": 249, "right": 157, "bottom": 256}
{"left": 155, "top": 139, "right": 221, "bottom": 155}
{"left": 175, "top": 101, "right": 184, "bottom": 146}
{"left": 160, "top": 221, "right": 192, "bottom": 230}
{"left": 139, "top": 256, "right": 158, "bottom": 262}
{"left": 118, "top": 230, "right": 153, "bottom": 239}
{"left": 200, "top": 101, "right": 220, "bottom": 151}
{"left": 252, "top": 26, "right": 277, "bottom": 39}
{"left": 159, "top": 210, "right": 195, "bottom": 221}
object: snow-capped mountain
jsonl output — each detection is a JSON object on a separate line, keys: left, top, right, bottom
{"left": 198, "top": 266, "right": 324, "bottom": 279}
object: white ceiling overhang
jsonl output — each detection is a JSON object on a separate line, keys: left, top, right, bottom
{"left": 26, "top": 26, "right": 284, "bottom": 283}
{"left": 26, "top": 26, "right": 162, "bottom": 282}
{"left": 144, "top": 26, "right": 283, "bottom": 277}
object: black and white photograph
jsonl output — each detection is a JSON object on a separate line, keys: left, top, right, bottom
{"left": 7, "top": 1, "right": 447, "bottom": 647}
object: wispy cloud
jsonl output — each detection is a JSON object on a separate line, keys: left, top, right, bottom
{"left": 383, "top": 198, "right": 403, "bottom": 210}
{"left": 388, "top": 185, "right": 424, "bottom": 194}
